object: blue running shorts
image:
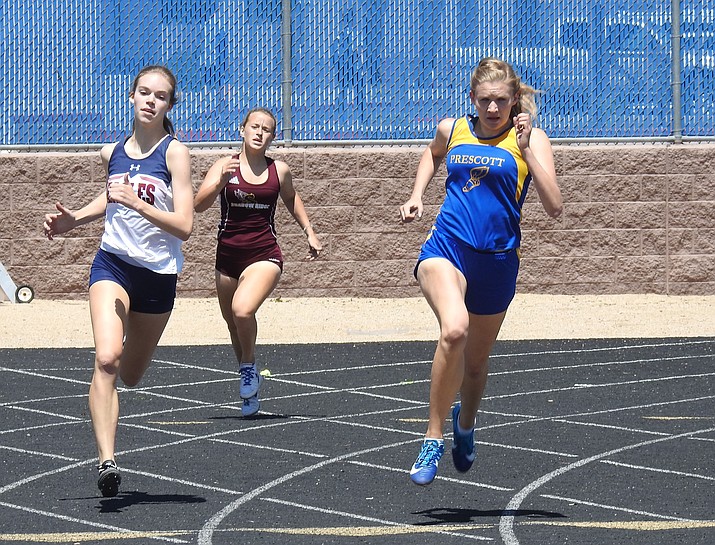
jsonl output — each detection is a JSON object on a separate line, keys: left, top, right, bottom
{"left": 89, "top": 248, "right": 177, "bottom": 314}
{"left": 415, "top": 227, "right": 519, "bottom": 315}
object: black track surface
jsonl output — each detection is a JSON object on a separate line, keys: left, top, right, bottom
{"left": 1, "top": 338, "right": 714, "bottom": 544}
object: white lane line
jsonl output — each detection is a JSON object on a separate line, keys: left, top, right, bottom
{"left": 197, "top": 438, "right": 429, "bottom": 545}
{"left": 486, "top": 339, "right": 715, "bottom": 360}
{"left": 347, "top": 460, "right": 513, "bottom": 491}
{"left": 539, "top": 494, "right": 696, "bottom": 521}
{"left": 1, "top": 394, "right": 711, "bottom": 491}
{"left": 0, "top": 445, "right": 77, "bottom": 461}
{"left": 0, "top": 405, "right": 427, "bottom": 496}
{"left": 267, "top": 375, "right": 431, "bottom": 394}
{"left": 138, "top": 364, "right": 715, "bottom": 411}
{"left": 3, "top": 396, "right": 709, "bottom": 512}
{"left": 152, "top": 359, "right": 244, "bottom": 375}
{"left": 209, "top": 438, "right": 327, "bottom": 459}
{"left": 260, "top": 497, "right": 493, "bottom": 541}
{"left": 2, "top": 341, "right": 712, "bottom": 542}
{"left": 239, "top": 339, "right": 715, "bottom": 378}
{"left": 3, "top": 349, "right": 710, "bottom": 427}
{"left": 0, "top": 366, "right": 89, "bottom": 386}
{"left": 3, "top": 405, "right": 84, "bottom": 421}
{"left": 268, "top": 359, "right": 432, "bottom": 376}
{"left": 121, "top": 422, "right": 195, "bottom": 437}
{"left": 1, "top": 377, "right": 710, "bottom": 445}
{"left": 485, "top": 371, "right": 715, "bottom": 400}
{"left": 3, "top": 338, "right": 711, "bottom": 391}
{"left": 322, "top": 417, "right": 425, "bottom": 437}
{"left": 476, "top": 441, "right": 578, "bottom": 458}
{"left": 103, "top": 407, "right": 428, "bottom": 463}
{"left": 0, "top": 421, "right": 84, "bottom": 436}
{"left": 0, "top": 501, "right": 189, "bottom": 543}
{"left": 123, "top": 468, "right": 242, "bottom": 495}
{"left": 498, "top": 426, "right": 715, "bottom": 545}
{"left": 3, "top": 346, "right": 710, "bottom": 432}
{"left": 599, "top": 460, "right": 715, "bottom": 481}
{"left": 479, "top": 395, "right": 715, "bottom": 431}
{"left": 135, "top": 377, "right": 241, "bottom": 391}
{"left": 0, "top": 393, "right": 87, "bottom": 408}
{"left": 0, "top": 459, "right": 92, "bottom": 496}
{"left": 552, "top": 418, "right": 671, "bottom": 437}
{"left": 489, "top": 353, "right": 715, "bottom": 378}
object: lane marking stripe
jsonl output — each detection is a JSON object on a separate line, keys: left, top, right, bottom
{"left": 499, "top": 426, "right": 715, "bottom": 545}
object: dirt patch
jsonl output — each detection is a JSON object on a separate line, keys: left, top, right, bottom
{"left": 1, "top": 295, "right": 713, "bottom": 349}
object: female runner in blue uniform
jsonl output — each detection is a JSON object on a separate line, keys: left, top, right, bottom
{"left": 194, "top": 108, "right": 321, "bottom": 417}
{"left": 43, "top": 66, "right": 193, "bottom": 497}
{"left": 399, "top": 58, "right": 563, "bottom": 485}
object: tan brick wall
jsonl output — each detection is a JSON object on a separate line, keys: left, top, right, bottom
{"left": 1, "top": 144, "right": 713, "bottom": 301}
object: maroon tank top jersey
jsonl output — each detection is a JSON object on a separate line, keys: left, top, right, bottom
{"left": 218, "top": 156, "right": 280, "bottom": 250}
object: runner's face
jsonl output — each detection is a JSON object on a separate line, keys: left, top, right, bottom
{"left": 241, "top": 113, "right": 276, "bottom": 151}
{"left": 470, "top": 81, "right": 518, "bottom": 136}
{"left": 130, "top": 72, "right": 174, "bottom": 126}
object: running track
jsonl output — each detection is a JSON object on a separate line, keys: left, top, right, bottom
{"left": 1, "top": 338, "right": 714, "bottom": 544}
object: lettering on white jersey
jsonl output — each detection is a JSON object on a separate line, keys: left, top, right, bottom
{"left": 137, "top": 181, "right": 156, "bottom": 205}
{"left": 107, "top": 172, "right": 160, "bottom": 206}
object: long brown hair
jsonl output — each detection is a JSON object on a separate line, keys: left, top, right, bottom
{"left": 130, "top": 65, "right": 179, "bottom": 135}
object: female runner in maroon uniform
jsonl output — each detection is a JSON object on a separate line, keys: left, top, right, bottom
{"left": 194, "top": 108, "right": 322, "bottom": 415}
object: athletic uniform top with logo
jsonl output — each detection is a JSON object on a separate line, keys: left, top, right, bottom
{"left": 434, "top": 115, "right": 531, "bottom": 252}
{"left": 217, "top": 156, "right": 280, "bottom": 251}
{"left": 100, "top": 135, "right": 183, "bottom": 274}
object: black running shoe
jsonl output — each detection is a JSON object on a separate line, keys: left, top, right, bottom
{"left": 97, "top": 459, "right": 121, "bottom": 497}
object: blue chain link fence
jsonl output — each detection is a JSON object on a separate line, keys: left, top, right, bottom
{"left": 0, "top": 0, "right": 713, "bottom": 145}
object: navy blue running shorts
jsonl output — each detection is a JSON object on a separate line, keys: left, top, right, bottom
{"left": 415, "top": 227, "right": 519, "bottom": 315}
{"left": 89, "top": 248, "right": 177, "bottom": 314}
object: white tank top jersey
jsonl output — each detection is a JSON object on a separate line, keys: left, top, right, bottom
{"left": 100, "top": 135, "right": 184, "bottom": 274}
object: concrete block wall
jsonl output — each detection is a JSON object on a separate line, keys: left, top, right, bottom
{"left": 1, "top": 144, "right": 713, "bottom": 301}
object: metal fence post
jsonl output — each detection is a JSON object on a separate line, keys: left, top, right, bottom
{"left": 281, "top": 0, "right": 293, "bottom": 145}
{"left": 671, "top": 0, "right": 683, "bottom": 143}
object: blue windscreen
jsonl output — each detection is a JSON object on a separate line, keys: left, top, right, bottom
{"left": 0, "top": 0, "right": 712, "bottom": 144}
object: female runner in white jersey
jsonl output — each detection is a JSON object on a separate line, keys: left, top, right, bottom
{"left": 43, "top": 66, "right": 193, "bottom": 497}
{"left": 400, "top": 58, "right": 563, "bottom": 485}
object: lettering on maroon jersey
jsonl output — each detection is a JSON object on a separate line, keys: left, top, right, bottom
{"left": 234, "top": 188, "right": 256, "bottom": 202}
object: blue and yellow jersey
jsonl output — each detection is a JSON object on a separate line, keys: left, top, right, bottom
{"left": 433, "top": 115, "right": 531, "bottom": 252}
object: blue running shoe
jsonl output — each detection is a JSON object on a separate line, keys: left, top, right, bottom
{"left": 451, "top": 403, "right": 475, "bottom": 473}
{"left": 239, "top": 364, "right": 260, "bottom": 399}
{"left": 242, "top": 394, "right": 260, "bottom": 417}
{"left": 410, "top": 439, "right": 445, "bottom": 485}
